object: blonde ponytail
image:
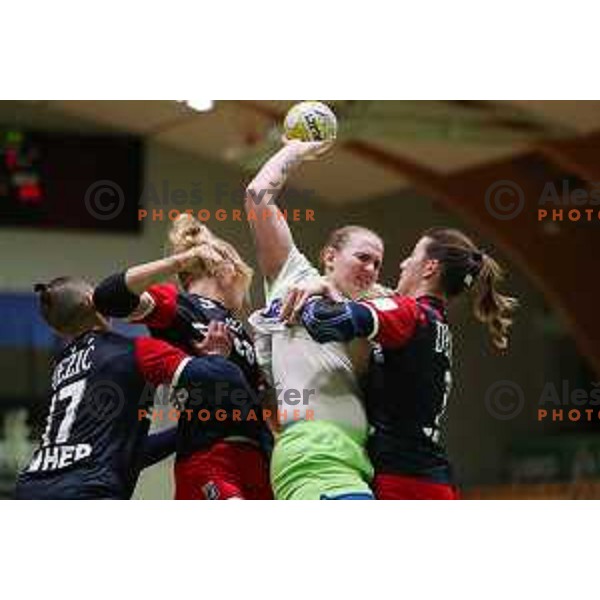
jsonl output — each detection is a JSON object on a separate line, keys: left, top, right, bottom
{"left": 167, "top": 214, "right": 253, "bottom": 292}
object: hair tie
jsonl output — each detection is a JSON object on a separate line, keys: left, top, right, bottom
{"left": 464, "top": 251, "right": 484, "bottom": 289}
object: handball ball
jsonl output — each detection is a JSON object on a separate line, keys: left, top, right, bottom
{"left": 283, "top": 101, "right": 338, "bottom": 142}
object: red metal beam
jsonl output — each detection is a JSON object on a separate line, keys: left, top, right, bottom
{"left": 538, "top": 130, "right": 600, "bottom": 184}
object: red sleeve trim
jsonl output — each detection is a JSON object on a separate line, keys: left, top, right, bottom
{"left": 131, "top": 283, "right": 178, "bottom": 329}
{"left": 134, "top": 337, "right": 190, "bottom": 386}
{"left": 361, "top": 294, "right": 422, "bottom": 348}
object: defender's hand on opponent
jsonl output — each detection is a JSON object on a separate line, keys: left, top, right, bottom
{"left": 280, "top": 277, "right": 342, "bottom": 324}
{"left": 191, "top": 321, "right": 232, "bottom": 357}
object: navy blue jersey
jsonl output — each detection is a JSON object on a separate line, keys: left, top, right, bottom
{"left": 361, "top": 294, "right": 452, "bottom": 483}
{"left": 16, "top": 330, "right": 189, "bottom": 499}
{"left": 132, "top": 284, "right": 271, "bottom": 457}
{"left": 302, "top": 294, "right": 453, "bottom": 484}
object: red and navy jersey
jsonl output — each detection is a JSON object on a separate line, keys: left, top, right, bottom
{"left": 132, "top": 284, "right": 271, "bottom": 456}
{"left": 16, "top": 330, "right": 188, "bottom": 499}
{"left": 361, "top": 294, "right": 453, "bottom": 483}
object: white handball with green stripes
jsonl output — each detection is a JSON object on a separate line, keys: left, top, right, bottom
{"left": 283, "top": 101, "right": 338, "bottom": 142}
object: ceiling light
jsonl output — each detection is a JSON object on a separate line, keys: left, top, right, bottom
{"left": 180, "top": 100, "right": 214, "bottom": 112}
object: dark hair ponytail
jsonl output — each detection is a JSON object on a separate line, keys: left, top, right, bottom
{"left": 423, "top": 228, "right": 518, "bottom": 351}
{"left": 472, "top": 252, "right": 518, "bottom": 351}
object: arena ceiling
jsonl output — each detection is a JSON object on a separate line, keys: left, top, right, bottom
{"left": 3, "top": 100, "right": 600, "bottom": 203}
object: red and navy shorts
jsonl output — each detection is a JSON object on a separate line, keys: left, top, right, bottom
{"left": 374, "top": 473, "right": 460, "bottom": 500}
{"left": 174, "top": 440, "right": 273, "bottom": 500}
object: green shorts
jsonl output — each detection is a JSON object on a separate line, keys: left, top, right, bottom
{"left": 270, "top": 420, "right": 374, "bottom": 500}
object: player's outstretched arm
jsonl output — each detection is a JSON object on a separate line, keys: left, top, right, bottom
{"left": 177, "top": 356, "right": 247, "bottom": 389}
{"left": 245, "top": 139, "right": 332, "bottom": 280}
{"left": 301, "top": 298, "right": 375, "bottom": 344}
{"left": 302, "top": 296, "right": 421, "bottom": 348}
{"left": 135, "top": 337, "right": 249, "bottom": 391}
{"left": 93, "top": 249, "right": 202, "bottom": 319}
{"left": 122, "top": 250, "right": 201, "bottom": 295}
{"left": 138, "top": 426, "right": 177, "bottom": 470}
{"left": 279, "top": 276, "right": 343, "bottom": 324}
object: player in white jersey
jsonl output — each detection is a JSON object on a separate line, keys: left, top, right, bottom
{"left": 245, "top": 139, "right": 384, "bottom": 499}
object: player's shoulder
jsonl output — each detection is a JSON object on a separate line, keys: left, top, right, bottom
{"left": 58, "top": 330, "right": 137, "bottom": 372}
{"left": 146, "top": 282, "right": 179, "bottom": 299}
{"left": 266, "top": 245, "right": 319, "bottom": 303}
{"left": 359, "top": 294, "right": 426, "bottom": 346}
{"left": 94, "top": 328, "right": 129, "bottom": 340}
{"left": 184, "top": 293, "right": 229, "bottom": 319}
{"left": 93, "top": 329, "right": 137, "bottom": 352}
{"left": 59, "top": 329, "right": 129, "bottom": 350}
{"left": 363, "top": 293, "right": 419, "bottom": 314}
{"left": 414, "top": 295, "right": 448, "bottom": 325}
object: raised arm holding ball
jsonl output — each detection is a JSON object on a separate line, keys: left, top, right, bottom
{"left": 245, "top": 102, "right": 384, "bottom": 500}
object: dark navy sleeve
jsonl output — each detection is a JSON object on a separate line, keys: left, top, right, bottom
{"left": 135, "top": 337, "right": 248, "bottom": 389}
{"left": 138, "top": 427, "right": 177, "bottom": 470}
{"left": 301, "top": 298, "right": 376, "bottom": 343}
{"left": 93, "top": 272, "right": 141, "bottom": 318}
{"left": 178, "top": 356, "right": 248, "bottom": 389}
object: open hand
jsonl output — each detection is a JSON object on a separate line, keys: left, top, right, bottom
{"left": 282, "top": 137, "right": 335, "bottom": 162}
{"left": 191, "top": 321, "right": 232, "bottom": 357}
{"left": 280, "top": 277, "right": 342, "bottom": 324}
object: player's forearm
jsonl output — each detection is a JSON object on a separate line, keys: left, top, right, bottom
{"left": 178, "top": 355, "right": 248, "bottom": 389}
{"left": 138, "top": 427, "right": 177, "bottom": 470}
{"left": 94, "top": 272, "right": 141, "bottom": 318}
{"left": 301, "top": 299, "right": 375, "bottom": 343}
{"left": 245, "top": 146, "right": 299, "bottom": 279}
{"left": 245, "top": 144, "right": 301, "bottom": 215}
{"left": 124, "top": 255, "right": 186, "bottom": 295}
{"left": 94, "top": 255, "right": 185, "bottom": 318}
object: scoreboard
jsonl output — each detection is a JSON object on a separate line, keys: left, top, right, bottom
{"left": 0, "top": 130, "right": 43, "bottom": 211}
{"left": 0, "top": 129, "right": 143, "bottom": 232}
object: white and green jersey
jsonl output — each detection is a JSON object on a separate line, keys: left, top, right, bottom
{"left": 249, "top": 246, "right": 369, "bottom": 441}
